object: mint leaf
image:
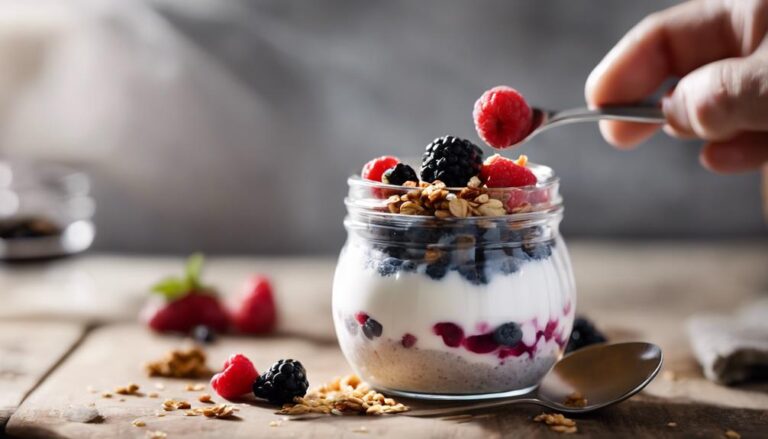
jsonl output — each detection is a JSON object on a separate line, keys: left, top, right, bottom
{"left": 185, "top": 253, "right": 204, "bottom": 290}
{"left": 151, "top": 276, "right": 190, "bottom": 301}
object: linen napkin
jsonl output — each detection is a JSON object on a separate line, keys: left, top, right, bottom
{"left": 687, "top": 299, "right": 768, "bottom": 385}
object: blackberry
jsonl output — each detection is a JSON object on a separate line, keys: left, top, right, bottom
{"left": 493, "top": 322, "right": 523, "bottom": 346}
{"left": 253, "top": 359, "right": 309, "bottom": 404}
{"left": 362, "top": 318, "right": 383, "bottom": 339}
{"left": 420, "top": 136, "right": 483, "bottom": 187}
{"left": 566, "top": 317, "right": 607, "bottom": 353}
{"left": 382, "top": 163, "right": 418, "bottom": 185}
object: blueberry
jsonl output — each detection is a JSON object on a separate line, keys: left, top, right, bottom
{"left": 191, "top": 325, "right": 216, "bottom": 344}
{"left": 401, "top": 260, "right": 418, "bottom": 272}
{"left": 362, "top": 318, "right": 383, "bottom": 339}
{"left": 524, "top": 242, "right": 552, "bottom": 260}
{"left": 493, "top": 322, "right": 523, "bottom": 346}
{"left": 426, "top": 263, "right": 448, "bottom": 280}
{"left": 377, "top": 257, "right": 403, "bottom": 276}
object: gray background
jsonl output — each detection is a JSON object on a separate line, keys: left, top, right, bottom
{"left": 2, "top": 0, "right": 765, "bottom": 254}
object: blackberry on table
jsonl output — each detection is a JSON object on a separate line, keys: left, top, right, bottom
{"left": 382, "top": 163, "right": 418, "bottom": 185}
{"left": 566, "top": 316, "right": 607, "bottom": 353}
{"left": 253, "top": 359, "right": 309, "bottom": 404}
{"left": 420, "top": 136, "right": 483, "bottom": 187}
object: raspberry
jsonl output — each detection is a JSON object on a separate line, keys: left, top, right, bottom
{"left": 231, "top": 276, "right": 277, "bottom": 334}
{"left": 462, "top": 333, "right": 499, "bottom": 354}
{"left": 361, "top": 156, "right": 400, "bottom": 182}
{"left": 210, "top": 354, "right": 259, "bottom": 400}
{"left": 480, "top": 154, "right": 537, "bottom": 188}
{"left": 143, "top": 293, "right": 230, "bottom": 333}
{"left": 473, "top": 86, "right": 533, "bottom": 149}
{"left": 432, "top": 322, "right": 464, "bottom": 348}
{"left": 354, "top": 312, "right": 369, "bottom": 325}
{"left": 401, "top": 333, "right": 417, "bottom": 348}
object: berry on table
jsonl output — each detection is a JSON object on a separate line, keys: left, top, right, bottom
{"left": 361, "top": 156, "right": 400, "bottom": 182}
{"left": 142, "top": 253, "right": 231, "bottom": 334}
{"left": 210, "top": 354, "right": 259, "bottom": 400}
{"left": 253, "top": 359, "right": 309, "bottom": 404}
{"left": 231, "top": 275, "right": 277, "bottom": 334}
{"left": 191, "top": 325, "right": 216, "bottom": 344}
{"left": 480, "top": 154, "right": 537, "bottom": 188}
{"left": 420, "top": 136, "right": 483, "bottom": 187}
{"left": 566, "top": 316, "right": 607, "bottom": 353}
{"left": 382, "top": 163, "right": 418, "bottom": 185}
{"left": 473, "top": 85, "right": 533, "bottom": 149}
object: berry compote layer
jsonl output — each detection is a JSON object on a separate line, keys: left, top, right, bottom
{"left": 334, "top": 163, "right": 574, "bottom": 398}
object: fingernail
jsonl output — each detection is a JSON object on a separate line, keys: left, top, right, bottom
{"left": 662, "top": 95, "right": 692, "bottom": 134}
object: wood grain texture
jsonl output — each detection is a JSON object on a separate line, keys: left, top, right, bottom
{"left": 7, "top": 324, "right": 768, "bottom": 438}
{"left": 0, "top": 321, "right": 84, "bottom": 427}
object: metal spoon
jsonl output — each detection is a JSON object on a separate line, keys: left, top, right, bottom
{"left": 512, "top": 104, "right": 665, "bottom": 147}
{"left": 404, "top": 342, "right": 663, "bottom": 417}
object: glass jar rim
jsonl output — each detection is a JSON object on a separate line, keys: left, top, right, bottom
{"left": 345, "top": 162, "right": 562, "bottom": 222}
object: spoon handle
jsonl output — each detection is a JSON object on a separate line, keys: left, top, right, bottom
{"left": 546, "top": 104, "right": 665, "bottom": 129}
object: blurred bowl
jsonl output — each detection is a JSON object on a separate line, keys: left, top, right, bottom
{"left": 0, "top": 159, "right": 95, "bottom": 260}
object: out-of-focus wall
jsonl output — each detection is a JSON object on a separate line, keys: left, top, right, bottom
{"left": 0, "top": 0, "right": 765, "bottom": 254}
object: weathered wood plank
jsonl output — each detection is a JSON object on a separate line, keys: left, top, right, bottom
{"left": 0, "top": 321, "right": 84, "bottom": 427}
{"left": 7, "top": 324, "right": 767, "bottom": 438}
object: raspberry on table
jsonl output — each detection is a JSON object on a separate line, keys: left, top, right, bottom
{"left": 480, "top": 154, "right": 537, "bottom": 188}
{"left": 361, "top": 156, "right": 400, "bottom": 182}
{"left": 210, "top": 354, "right": 259, "bottom": 400}
{"left": 473, "top": 86, "right": 533, "bottom": 149}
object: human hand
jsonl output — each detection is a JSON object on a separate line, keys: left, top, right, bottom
{"left": 586, "top": 0, "right": 768, "bottom": 174}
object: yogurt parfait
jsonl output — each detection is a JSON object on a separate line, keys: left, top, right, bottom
{"left": 334, "top": 146, "right": 575, "bottom": 400}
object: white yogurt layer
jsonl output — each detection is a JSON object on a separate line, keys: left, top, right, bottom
{"left": 332, "top": 238, "right": 576, "bottom": 369}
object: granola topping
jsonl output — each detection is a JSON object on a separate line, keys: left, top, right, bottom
{"left": 533, "top": 412, "right": 577, "bottom": 434}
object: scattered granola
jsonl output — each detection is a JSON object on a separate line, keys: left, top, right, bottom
{"left": 198, "top": 393, "right": 213, "bottom": 403}
{"left": 162, "top": 399, "right": 192, "bottom": 411}
{"left": 115, "top": 383, "right": 140, "bottom": 395}
{"left": 201, "top": 404, "right": 237, "bottom": 419}
{"left": 146, "top": 431, "right": 167, "bottom": 439}
{"left": 667, "top": 422, "right": 677, "bottom": 428}
{"left": 185, "top": 383, "right": 207, "bottom": 391}
{"left": 132, "top": 419, "right": 146, "bottom": 427}
{"left": 269, "top": 420, "right": 281, "bottom": 427}
{"left": 563, "top": 391, "right": 587, "bottom": 408}
{"left": 148, "top": 392, "right": 159, "bottom": 398}
{"left": 280, "top": 374, "right": 408, "bottom": 416}
{"left": 724, "top": 430, "right": 741, "bottom": 439}
{"left": 101, "top": 392, "right": 113, "bottom": 399}
{"left": 533, "top": 413, "right": 577, "bottom": 434}
{"left": 353, "top": 426, "right": 369, "bottom": 434}
{"left": 145, "top": 347, "right": 212, "bottom": 379}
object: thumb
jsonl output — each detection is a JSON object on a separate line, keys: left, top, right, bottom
{"left": 662, "top": 55, "right": 768, "bottom": 141}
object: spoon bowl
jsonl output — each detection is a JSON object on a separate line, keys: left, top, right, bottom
{"left": 403, "top": 342, "right": 663, "bottom": 417}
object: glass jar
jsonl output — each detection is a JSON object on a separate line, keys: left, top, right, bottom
{"left": 332, "top": 163, "right": 575, "bottom": 400}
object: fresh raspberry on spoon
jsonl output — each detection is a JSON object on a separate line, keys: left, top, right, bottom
{"left": 473, "top": 86, "right": 533, "bottom": 149}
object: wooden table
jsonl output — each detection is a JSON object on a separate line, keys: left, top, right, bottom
{"left": 1, "top": 241, "right": 767, "bottom": 438}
